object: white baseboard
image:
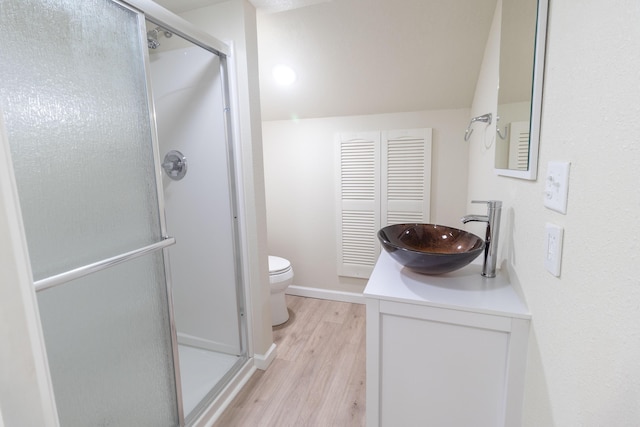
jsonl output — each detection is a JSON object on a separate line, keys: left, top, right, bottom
{"left": 286, "top": 285, "right": 365, "bottom": 304}
{"left": 253, "top": 343, "right": 277, "bottom": 371}
{"left": 194, "top": 360, "right": 256, "bottom": 427}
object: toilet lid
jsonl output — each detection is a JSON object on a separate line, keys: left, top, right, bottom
{"left": 268, "top": 256, "right": 291, "bottom": 275}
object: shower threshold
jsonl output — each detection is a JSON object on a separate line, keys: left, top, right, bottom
{"left": 177, "top": 344, "right": 239, "bottom": 416}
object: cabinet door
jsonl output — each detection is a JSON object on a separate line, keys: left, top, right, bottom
{"left": 367, "top": 300, "right": 520, "bottom": 427}
{"left": 380, "top": 313, "right": 509, "bottom": 426}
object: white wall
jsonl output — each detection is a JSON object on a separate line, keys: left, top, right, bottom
{"left": 179, "top": 0, "right": 273, "bottom": 357}
{"left": 468, "top": 0, "right": 640, "bottom": 425}
{"left": 263, "top": 109, "right": 470, "bottom": 292}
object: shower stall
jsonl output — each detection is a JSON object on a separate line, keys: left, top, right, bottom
{"left": 145, "top": 18, "right": 248, "bottom": 421}
{"left": 0, "top": 0, "right": 249, "bottom": 425}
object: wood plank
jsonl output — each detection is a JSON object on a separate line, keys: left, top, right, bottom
{"left": 212, "top": 296, "right": 366, "bottom": 426}
{"left": 272, "top": 296, "right": 330, "bottom": 362}
{"left": 333, "top": 320, "right": 367, "bottom": 426}
{"left": 275, "top": 320, "right": 344, "bottom": 426}
{"left": 323, "top": 300, "right": 353, "bottom": 324}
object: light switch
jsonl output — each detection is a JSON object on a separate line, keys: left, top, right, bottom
{"left": 544, "top": 161, "right": 571, "bottom": 214}
{"left": 544, "top": 223, "right": 564, "bottom": 277}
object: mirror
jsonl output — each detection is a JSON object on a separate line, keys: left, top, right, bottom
{"left": 495, "top": 0, "right": 548, "bottom": 180}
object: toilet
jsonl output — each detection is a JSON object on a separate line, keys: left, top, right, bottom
{"left": 268, "top": 255, "right": 294, "bottom": 326}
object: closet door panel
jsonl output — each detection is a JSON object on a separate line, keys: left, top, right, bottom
{"left": 336, "top": 132, "right": 381, "bottom": 278}
{"left": 382, "top": 128, "right": 432, "bottom": 226}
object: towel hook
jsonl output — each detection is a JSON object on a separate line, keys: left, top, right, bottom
{"left": 464, "top": 113, "right": 492, "bottom": 141}
{"left": 495, "top": 115, "right": 508, "bottom": 140}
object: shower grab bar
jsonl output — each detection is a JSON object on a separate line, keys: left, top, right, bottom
{"left": 34, "top": 237, "right": 176, "bottom": 293}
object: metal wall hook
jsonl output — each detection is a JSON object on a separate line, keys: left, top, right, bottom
{"left": 464, "top": 113, "right": 492, "bottom": 141}
{"left": 496, "top": 126, "right": 508, "bottom": 140}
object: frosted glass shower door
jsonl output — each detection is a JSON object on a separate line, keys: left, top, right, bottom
{"left": 0, "top": 1, "right": 180, "bottom": 426}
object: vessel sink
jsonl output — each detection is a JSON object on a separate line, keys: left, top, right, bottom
{"left": 378, "top": 224, "right": 485, "bottom": 275}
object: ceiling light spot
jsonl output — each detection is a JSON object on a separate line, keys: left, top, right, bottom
{"left": 273, "top": 64, "right": 296, "bottom": 86}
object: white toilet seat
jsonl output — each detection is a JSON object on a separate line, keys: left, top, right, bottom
{"left": 269, "top": 255, "right": 291, "bottom": 275}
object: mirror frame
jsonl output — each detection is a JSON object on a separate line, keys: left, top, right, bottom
{"left": 495, "top": 0, "right": 549, "bottom": 180}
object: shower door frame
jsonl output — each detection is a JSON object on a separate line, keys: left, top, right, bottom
{"left": 137, "top": 3, "right": 251, "bottom": 424}
{"left": 0, "top": 114, "right": 60, "bottom": 426}
{"left": 130, "top": 0, "right": 251, "bottom": 423}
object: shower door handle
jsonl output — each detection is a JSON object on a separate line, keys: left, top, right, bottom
{"left": 34, "top": 237, "right": 176, "bottom": 292}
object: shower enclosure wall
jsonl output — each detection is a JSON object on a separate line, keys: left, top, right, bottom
{"left": 0, "top": 0, "right": 250, "bottom": 425}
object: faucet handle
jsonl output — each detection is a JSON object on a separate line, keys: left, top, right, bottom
{"left": 471, "top": 200, "right": 502, "bottom": 209}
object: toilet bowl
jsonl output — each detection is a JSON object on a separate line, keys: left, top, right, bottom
{"left": 268, "top": 256, "right": 294, "bottom": 326}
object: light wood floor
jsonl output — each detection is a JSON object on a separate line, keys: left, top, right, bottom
{"left": 213, "top": 295, "right": 366, "bottom": 426}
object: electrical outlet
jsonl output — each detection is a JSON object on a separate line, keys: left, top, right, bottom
{"left": 544, "top": 223, "right": 564, "bottom": 277}
{"left": 544, "top": 161, "right": 571, "bottom": 214}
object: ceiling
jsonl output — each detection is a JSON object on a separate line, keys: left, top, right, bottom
{"left": 153, "top": 0, "right": 498, "bottom": 121}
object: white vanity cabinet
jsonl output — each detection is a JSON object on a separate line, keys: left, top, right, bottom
{"left": 364, "top": 252, "right": 531, "bottom": 427}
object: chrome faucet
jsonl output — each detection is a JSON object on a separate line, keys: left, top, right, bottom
{"left": 461, "top": 200, "right": 502, "bottom": 278}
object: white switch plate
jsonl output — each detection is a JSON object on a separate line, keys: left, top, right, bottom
{"left": 544, "top": 223, "right": 564, "bottom": 277}
{"left": 544, "top": 161, "right": 571, "bottom": 214}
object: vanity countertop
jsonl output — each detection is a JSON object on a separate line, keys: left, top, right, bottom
{"left": 363, "top": 251, "right": 530, "bottom": 319}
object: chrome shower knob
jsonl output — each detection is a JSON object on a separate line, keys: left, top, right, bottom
{"left": 162, "top": 150, "right": 187, "bottom": 181}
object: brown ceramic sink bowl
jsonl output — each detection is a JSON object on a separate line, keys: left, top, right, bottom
{"left": 378, "top": 224, "right": 485, "bottom": 275}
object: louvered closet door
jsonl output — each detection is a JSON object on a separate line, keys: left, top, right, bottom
{"left": 337, "top": 129, "right": 432, "bottom": 279}
{"left": 336, "top": 132, "right": 381, "bottom": 278}
{"left": 382, "top": 128, "right": 432, "bottom": 225}
{"left": 508, "top": 121, "right": 530, "bottom": 170}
